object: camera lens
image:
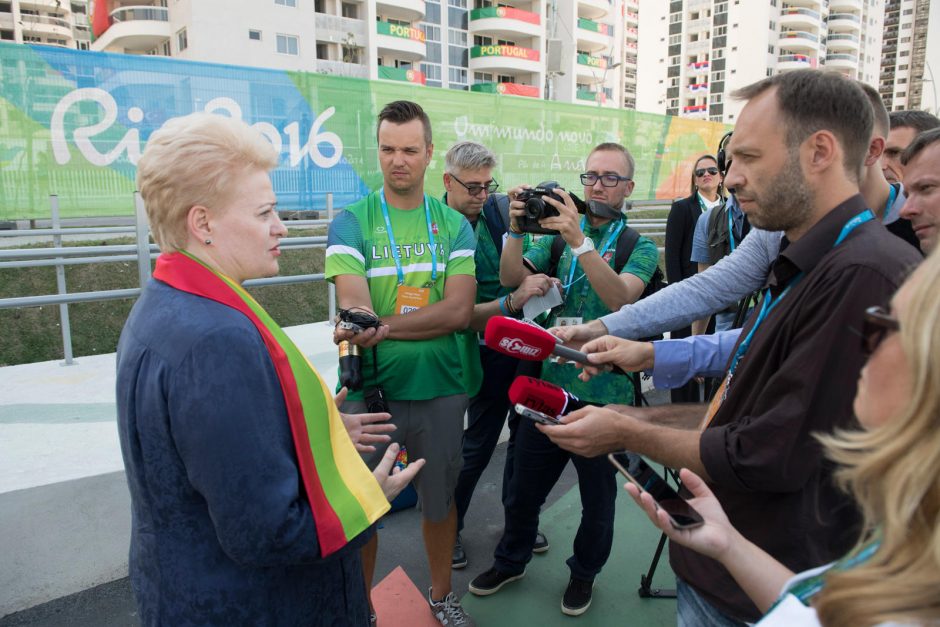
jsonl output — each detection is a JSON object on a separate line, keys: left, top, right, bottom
{"left": 524, "top": 197, "right": 545, "bottom": 219}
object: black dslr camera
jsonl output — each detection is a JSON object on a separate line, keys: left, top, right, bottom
{"left": 516, "top": 181, "right": 587, "bottom": 235}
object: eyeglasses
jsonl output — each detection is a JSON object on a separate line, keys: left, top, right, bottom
{"left": 695, "top": 167, "right": 720, "bottom": 178}
{"left": 580, "top": 173, "right": 632, "bottom": 187}
{"left": 450, "top": 174, "right": 499, "bottom": 196}
{"left": 859, "top": 305, "right": 899, "bottom": 356}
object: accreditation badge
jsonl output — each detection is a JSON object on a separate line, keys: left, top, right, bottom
{"left": 554, "top": 317, "right": 583, "bottom": 327}
{"left": 395, "top": 285, "right": 430, "bottom": 315}
{"left": 700, "top": 373, "right": 730, "bottom": 430}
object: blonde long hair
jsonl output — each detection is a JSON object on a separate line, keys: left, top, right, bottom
{"left": 814, "top": 249, "right": 940, "bottom": 626}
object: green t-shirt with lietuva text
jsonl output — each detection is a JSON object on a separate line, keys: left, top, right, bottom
{"left": 325, "top": 191, "right": 476, "bottom": 401}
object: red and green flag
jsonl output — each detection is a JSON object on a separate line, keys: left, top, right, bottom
{"left": 153, "top": 251, "right": 389, "bottom": 556}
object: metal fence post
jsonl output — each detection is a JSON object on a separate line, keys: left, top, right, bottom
{"left": 326, "top": 192, "right": 336, "bottom": 324}
{"left": 50, "top": 195, "right": 75, "bottom": 365}
{"left": 134, "top": 191, "right": 152, "bottom": 287}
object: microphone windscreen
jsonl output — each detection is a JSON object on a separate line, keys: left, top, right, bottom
{"left": 508, "top": 376, "right": 568, "bottom": 417}
{"left": 484, "top": 316, "right": 555, "bottom": 361}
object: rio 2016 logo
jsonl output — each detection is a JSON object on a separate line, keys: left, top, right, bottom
{"left": 498, "top": 337, "right": 541, "bottom": 357}
{"left": 50, "top": 88, "right": 343, "bottom": 169}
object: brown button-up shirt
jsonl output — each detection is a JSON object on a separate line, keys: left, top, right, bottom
{"left": 670, "top": 194, "right": 922, "bottom": 622}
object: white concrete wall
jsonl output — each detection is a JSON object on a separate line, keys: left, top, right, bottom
{"left": 635, "top": 0, "right": 666, "bottom": 115}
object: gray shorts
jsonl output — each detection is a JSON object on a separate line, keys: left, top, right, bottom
{"left": 342, "top": 394, "right": 467, "bottom": 522}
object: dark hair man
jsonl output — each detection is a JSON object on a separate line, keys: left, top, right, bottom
{"left": 468, "top": 142, "right": 659, "bottom": 616}
{"left": 326, "top": 100, "right": 477, "bottom": 627}
{"left": 883, "top": 109, "right": 940, "bottom": 184}
{"left": 900, "top": 128, "right": 940, "bottom": 253}
{"left": 537, "top": 70, "right": 921, "bottom": 624}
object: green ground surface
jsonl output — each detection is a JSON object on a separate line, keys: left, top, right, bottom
{"left": 461, "top": 479, "right": 678, "bottom": 626}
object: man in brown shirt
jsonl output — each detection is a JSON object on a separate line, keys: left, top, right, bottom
{"left": 537, "top": 69, "right": 922, "bottom": 624}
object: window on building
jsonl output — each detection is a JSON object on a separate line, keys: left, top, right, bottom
{"left": 769, "top": 21, "right": 776, "bottom": 30}
{"left": 249, "top": 29, "right": 261, "bottom": 41}
{"left": 426, "top": 41, "right": 441, "bottom": 63}
{"left": 425, "top": 1, "right": 441, "bottom": 23}
{"left": 768, "top": 44, "right": 774, "bottom": 54}
{"left": 422, "top": 63, "right": 441, "bottom": 82}
{"left": 669, "top": 13, "right": 682, "bottom": 23}
{"left": 449, "top": 67, "right": 468, "bottom": 87}
{"left": 715, "top": 25, "right": 727, "bottom": 36}
{"left": 448, "top": 45, "right": 468, "bottom": 67}
{"left": 276, "top": 33, "right": 298, "bottom": 55}
{"left": 898, "top": 77, "right": 907, "bottom": 84}
{"left": 669, "top": 34, "right": 681, "bottom": 45}
{"left": 316, "top": 42, "right": 329, "bottom": 60}
{"left": 176, "top": 27, "right": 188, "bottom": 51}
{"left": 275, "top": 0, "right": 296, "bottom": 6}
{"left": 342, "top": 2, "right": 358, "bottom": 18}
{"left": 314, "top": 0, "right": 326, "bottom": 12}
{"left": 342, "top": 45, "right": 362, "bottom": 63}
{"left": 900, "top": 36, "right": 911, "bottom": 43}
{"left": 448, "top": 28, "right": 467, "bottom": 46}
{"left": 423, "top": 24, "right": 441, "bottom": 40}
{"left": 474, "top": 71, "right": 493, "bottom": 82}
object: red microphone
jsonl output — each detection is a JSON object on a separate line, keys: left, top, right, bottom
{"left": 508, "top": 376, "right": 589, "bottom": 417}
{"left": 484, "top": 316, "right": 589, "bottom": 363}
{"left": 484, "top": 316, "right": 625, "bottom": 374}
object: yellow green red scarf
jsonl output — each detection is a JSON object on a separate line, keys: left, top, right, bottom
{"left": 153, "top": 251, "right": 389, "bottom": 556}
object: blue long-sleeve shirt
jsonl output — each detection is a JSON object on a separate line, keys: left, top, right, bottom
{"left": 646, "top": 329, "right": 742, "bottom": 389}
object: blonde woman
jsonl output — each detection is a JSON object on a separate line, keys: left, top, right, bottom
{"left": 626, "top": 249, "right": 940, "bottom": 626}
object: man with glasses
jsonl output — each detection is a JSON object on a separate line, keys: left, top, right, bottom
{"left": 441, "top": 141, "right": 557, "bottom": 571}
{"left": 468, "top": 143, "right": 658, "bottom": 616}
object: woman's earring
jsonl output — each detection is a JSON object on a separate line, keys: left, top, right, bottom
{"left": 204, "top": 238, "right": 212, "bottom": 245}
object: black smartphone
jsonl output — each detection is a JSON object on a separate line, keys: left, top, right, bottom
{"left": 607, "top": 452, "right": 704, "bottom": 530}
{"left": 514, "top": 403, "right": 562, "bottom": 426}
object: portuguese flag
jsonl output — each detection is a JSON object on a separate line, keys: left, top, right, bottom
{"left": 89, "top": 0, "right": 111, "bottom": 41}
{"left": 153, "top": 251, "right": 389, "bottom": 556}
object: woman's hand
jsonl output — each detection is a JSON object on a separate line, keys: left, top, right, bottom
{"left": 624, "top": 468, "right": 736, "bottom": 562}
{"left": 372, "top": 443, "right": 426, "bottom": 502}
{"left": 335, "top": 388, "right": 395, "bottom": 453}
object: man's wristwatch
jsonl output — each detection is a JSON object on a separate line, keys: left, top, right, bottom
{"left": 571, "top": 237, "right": 595, "bottom": 258}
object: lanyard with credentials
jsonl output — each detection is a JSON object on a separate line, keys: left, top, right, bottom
{"left": 563, "top": 217, "right": 625, "bottom": 306}
{"left": 728, "top": 204, "right": 737, "bottom": 252}
{"left": 380, "top": 188, "right": 438, "bottom": 315}
{"left": 379, "top": 188, "right": 437, "bottom": 286}
{"left": 701, "top": 209, "right": 875, "bottom": 429}
{"left": 884, "top": 184, "right": 898, "bottom": 220}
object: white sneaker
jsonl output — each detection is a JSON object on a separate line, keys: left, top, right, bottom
{"left": 428, "top": 587, "right": 475, "bottom": 627}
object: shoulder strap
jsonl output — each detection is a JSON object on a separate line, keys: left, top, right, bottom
{"left": 613, "top": 225, "right": 641, "bottom": 274}
{"left": 548, "top": 234, "right": 566, "bottom": 278}
{"left": 482, "top": 193, "right": 511, "bottom": 256}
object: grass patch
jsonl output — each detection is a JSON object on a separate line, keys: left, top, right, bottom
{"left": 0, "top": 236, "right": 327, "bottom": 366}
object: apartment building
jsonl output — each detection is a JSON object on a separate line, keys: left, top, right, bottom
{"left": 85, "top": 0, "right": 635, "bottom": 108}
{"left": 636, "top": 0, "right": 884, "bottom": 124}
{"left": 879, "top": 0, "right": 930, "bottom": 111}
{"left": 0, "top": 0, "right": 90, "bottom": 49}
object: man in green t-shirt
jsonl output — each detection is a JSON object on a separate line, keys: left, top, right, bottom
{"left": 468, "top": 143, "right": 659, "bottom": 616}
{"left": 326, "top": 101, "right": 477, "bottom": 627}
{"left": 442, "top": 141, "right": 557, "bottom": 571}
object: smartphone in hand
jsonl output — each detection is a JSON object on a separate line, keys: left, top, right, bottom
{"left": 608, "top": 452, "right": 704, "bottom": 530}
{"left": 514, "top": 403, "right": 562, "bottom": 426}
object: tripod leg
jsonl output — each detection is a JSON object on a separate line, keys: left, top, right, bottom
{"left": 637, "top": 531, "right": 677, "bottom": 598}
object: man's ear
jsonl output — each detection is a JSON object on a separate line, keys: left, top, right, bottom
{"left": 804, "top": 130, "right": 840, "bottom": 176}
{"left": 426, "top": 142, "right": 434, "bottom": 164}
{"left": 865, "top": 136, "right": 886, "bottom": 167}
{"left": 443, "top": 172, "right": 453, "bottom": 193}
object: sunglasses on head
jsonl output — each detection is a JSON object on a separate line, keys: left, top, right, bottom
{"left": 695, "top": 167, "right": 720, "bottom": 178}
{"left": 859, "top": 305, "right": 899, "bottom": 356}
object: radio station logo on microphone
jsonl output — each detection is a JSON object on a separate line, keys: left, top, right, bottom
{"left": 499, "top": 337, "right": 541, "bottom": 357}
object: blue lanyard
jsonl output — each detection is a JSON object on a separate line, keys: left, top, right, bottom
{"left": 563, "top": 217, "right": 625, "bottom": 301}
{"left": 727, "top": 204, "right": 737, "bottom": 252}
{"left": 726, "top": 209, "right": 874, "bottom": 377}
{"left": 884, "top": 184, "right": 898, "bottom": 220}
{"left": 379, "top": 188, "right": 436, "bottom": 286}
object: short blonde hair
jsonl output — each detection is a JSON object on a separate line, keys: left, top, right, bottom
{"left": 136, "top": 113, "right": 278, "bottom": 251}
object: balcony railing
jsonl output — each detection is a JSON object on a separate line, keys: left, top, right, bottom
{"left": 778, "top": 53, "right": 815, "bottom": 65}
{"left": 577, "top": 18, "right": 611, "bottom": 36}
{"left": 826, "top": 53, "right": 857, "bottom": 62}
{"left": 781, "top": 7, "right": 821, "bottom": 20}
{"left": 576, "top": 88, "right": 600, "bottom": 102}
{"left": 469, "top": 6, "right": 540, "bottom": 25}
{"left": 110, "top": 6, "right": 169, "bottom": 22}
{"left": 828, "top": 13, "right": 861, "bottom": 23}
{"left": 18, "top": 14, "right": 72, "bottom": 29}
{"left": 827, "top": 33, "right": 858, "bottom": 43}
{"left": 780, "top": 30, "right": 819, "bottom": 43}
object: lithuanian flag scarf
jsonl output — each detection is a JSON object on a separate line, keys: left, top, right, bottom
{"left": 153, "top": 251, "right": 389, "bottom": 556}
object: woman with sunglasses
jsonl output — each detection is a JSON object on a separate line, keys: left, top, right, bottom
{"left": 664, "top": 155, "right": 725, "bottom": 403}
{"left": 625, "top": 248, "right": 940, "bottom": 626}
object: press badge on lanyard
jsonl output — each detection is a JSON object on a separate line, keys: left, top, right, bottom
{"left": 699, "top": 209, "right": 875, "bottom": 430}
{"left": 380, "top": 188, "right": 438, "bottom": 315}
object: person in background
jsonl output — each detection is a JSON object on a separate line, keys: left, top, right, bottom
{"left": 882, "top": 109, "right": 940, "bottom": 185}
{"left": 119, "top": 112, "right": 421, "bottom": 626}
{"left": 664, "top": 155, "right": 723, "bottom": 401}
{"left": 900, "top": 127, "right": 940, "bottom": 254}
{"left": 625, "top": 245, "right": 940, "bottom": 627}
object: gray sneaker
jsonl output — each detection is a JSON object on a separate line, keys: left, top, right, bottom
{"left": 428, "top": 587, "right": 475, "bottom": 627}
